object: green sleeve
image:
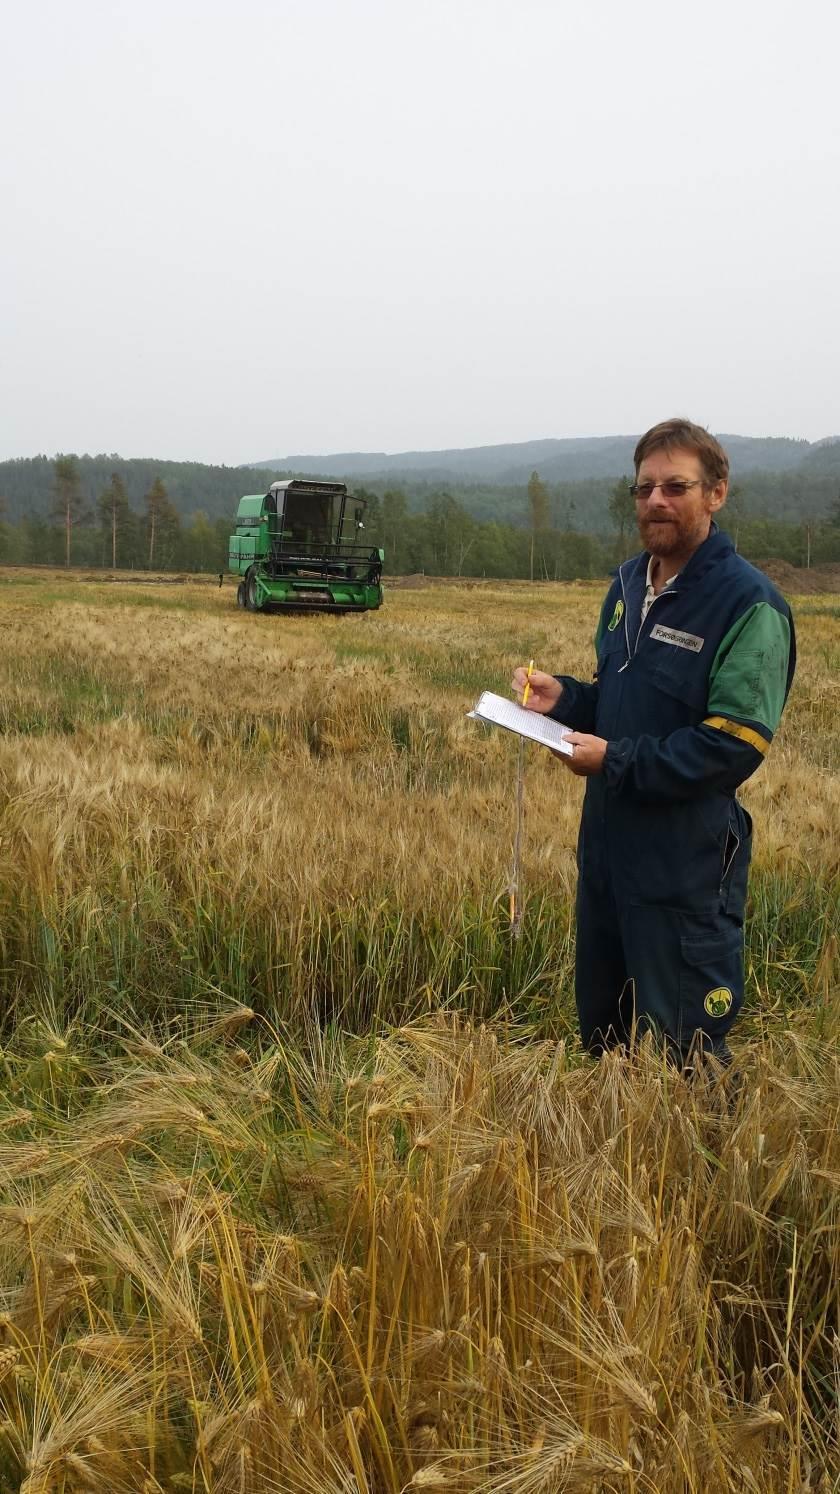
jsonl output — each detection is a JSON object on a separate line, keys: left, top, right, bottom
{"left": 707, "top": 602, "right": 791, "bottom": 741}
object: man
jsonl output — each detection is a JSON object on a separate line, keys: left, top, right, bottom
{"left": 513, "top": 418, "right": 795, "bottom": 1064}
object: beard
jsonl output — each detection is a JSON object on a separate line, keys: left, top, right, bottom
{"left": 639, "top": 514, "right": 708, "bottom": 558}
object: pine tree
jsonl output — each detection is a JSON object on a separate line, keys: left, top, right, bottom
{"left": 144, "top": 478, "right": 180, "bottom": 569}
{"left": 98, "top": 473, "right": 130, "bottom": 569}
{"left": 527, "top": 471, "right": 551, "bottom": 581}
{"left": 186, "top": 511, "right": 214, "bottom": 572}
{"left": 608, "top": 476, "right": 636, "bottom": 561}
{"left": 723, "top": 481, "right": 748, "bottom": 553}
{"left": 382, "top": 489, "right": 408, "bottom": 572}
{"left": 50, "top": 455, "right": 90, "bottom": 567}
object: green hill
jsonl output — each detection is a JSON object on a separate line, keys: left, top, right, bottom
{"left": 1, "top": 435, "right": 838, "bottom": 532}
{"left": 252, "top": 432, "right": 829, "bottom": 486}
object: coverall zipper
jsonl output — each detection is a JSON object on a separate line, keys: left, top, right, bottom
{"left": 633, "top": 586, "right": 677, "bottom": 656}
{"left": 619, "top": 560, "right": 743, "bottom": 898}
{"left": 617, "top": 561, "right": 677, "bottom": 670}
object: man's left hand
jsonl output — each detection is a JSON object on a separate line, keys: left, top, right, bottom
{"left": 557, "top": 732, "right": 608, "bottom": 776}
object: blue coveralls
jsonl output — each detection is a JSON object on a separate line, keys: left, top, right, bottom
{"left": 551, "top": 525, "right": 796, "bottom": 1061}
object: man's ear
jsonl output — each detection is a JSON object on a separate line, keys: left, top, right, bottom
{"left": 708, "top": 480, "right": 727, "bottom": 513}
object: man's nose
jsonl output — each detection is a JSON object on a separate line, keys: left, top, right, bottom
{"left": 646, "top": 485, "right": 670, "bottom": 508}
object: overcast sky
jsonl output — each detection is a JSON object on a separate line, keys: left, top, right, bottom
{"left": 2, "top": 0, "right": 838, "bottom": 464}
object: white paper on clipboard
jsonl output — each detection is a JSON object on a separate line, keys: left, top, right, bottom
{"left": 467, "top": 691, "right": 574, "bottom": 755}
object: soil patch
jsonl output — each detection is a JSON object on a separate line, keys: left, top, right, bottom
{"left": 756, "top": 560, "right": 840, "bottom": 595}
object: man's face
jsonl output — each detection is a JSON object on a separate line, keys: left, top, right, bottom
{"left": 635, "top": 445, "right": 727, "bottom": 564}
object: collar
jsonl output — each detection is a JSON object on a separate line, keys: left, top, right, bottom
{"left": 645, "top": 555, "right": 679, "bottom": 592}
{"left": 623, "top": 520, "right": 732, "bottom": 593}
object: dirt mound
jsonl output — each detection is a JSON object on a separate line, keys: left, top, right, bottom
{"left": 756, "top": 560, "right": 840, "bottom": 595}
{"left": 387, "top": 572, "right": 432, "bottom": 589}
{"left": 389, "top": 563, "right": 840, "bottom": 596}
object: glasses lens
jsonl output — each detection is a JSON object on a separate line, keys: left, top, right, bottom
{"left": 632, "top": 481, "right": 695, "bottom": 499}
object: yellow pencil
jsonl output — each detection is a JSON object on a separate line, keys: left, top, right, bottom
{"left": 521, "top": 659, "right": 535, "bottom": 708}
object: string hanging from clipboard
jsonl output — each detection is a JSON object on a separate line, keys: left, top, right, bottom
{"left": 508, "top": 735, "right": 527, "bottom": 939}
{"left": 507, "top": 661, "right": 534, "bottom": 939}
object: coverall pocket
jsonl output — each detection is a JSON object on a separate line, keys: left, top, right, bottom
{"left": 721, "top": 802, "right": 753, "bottom": 922}
{"left": 679, "top": 919, "right": 744, "bottom": 1046}
{"left": 596, "top": 626, "right": 627, "bottom": 682}
{"left": 649, "top": 654, "right": 709, "bottom": 713}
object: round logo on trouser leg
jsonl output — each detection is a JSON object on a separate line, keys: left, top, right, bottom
{"left": 704, "top": 987, "right": 734, "bottom": 1019}
{"left": 617, "top": 905, "right": 745, "bottom": 1064}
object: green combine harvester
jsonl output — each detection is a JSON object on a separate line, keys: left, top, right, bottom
{"left": 229, "top": 479, "right": 384, "bottom": 613}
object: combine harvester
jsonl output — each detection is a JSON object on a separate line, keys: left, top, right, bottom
{"left": 229, "top": 479, "right": 384, "bottom": 613}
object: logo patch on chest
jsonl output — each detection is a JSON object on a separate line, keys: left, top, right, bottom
{"left": 650, "top": 623, "right": 704, "bottom": 653}
{"left": 608, "top": 599, "right": 624, "bottom": 632}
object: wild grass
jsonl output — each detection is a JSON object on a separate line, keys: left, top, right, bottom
{"left": 0, "top": 569, "right": 837, "bottom": 1488}
{"left": 0, "top": 1004, "right": 838, "bottom": 1490}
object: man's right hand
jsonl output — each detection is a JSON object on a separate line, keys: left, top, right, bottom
{"left": 511, "top": 667, "right": 563, "bottom": 714}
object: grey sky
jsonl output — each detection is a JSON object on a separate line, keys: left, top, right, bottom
{"left": 2, "top": 0, "right": 838, "bottom": 464}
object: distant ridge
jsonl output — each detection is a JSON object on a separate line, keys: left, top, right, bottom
{"left": 250, "top": 432, "right": 831, "bottom": 486}
{"left": 1, "top": 433, "right": 837, "bottom": 529}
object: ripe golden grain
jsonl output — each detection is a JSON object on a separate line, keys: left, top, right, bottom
{"left": 0, "top": 575, "right": 835, "bottom": 1491}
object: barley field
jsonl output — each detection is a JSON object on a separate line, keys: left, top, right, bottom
{"left": 0, "top": 569, "right": 837, "bottom": 1492}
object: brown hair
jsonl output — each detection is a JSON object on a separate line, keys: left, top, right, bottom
{"left": 634, "top": 418, "right": 729, "bottom": 487}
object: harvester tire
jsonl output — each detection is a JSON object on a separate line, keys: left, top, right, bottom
{"left": 236, "top": 582, "right": 246, "bottom": 608}
{"left": 245, "top": 570, "right": 262, "bottom": 612}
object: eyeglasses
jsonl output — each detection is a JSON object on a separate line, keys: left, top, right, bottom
{"left": 630, "top": 479, "right": 704, "bottom": 500}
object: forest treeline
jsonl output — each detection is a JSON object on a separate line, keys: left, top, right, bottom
{"left": 0, "top": 453, "right": 839, "bottom": 579}
{"left": 1, "top": 445, "right": 840, "bottom": 525}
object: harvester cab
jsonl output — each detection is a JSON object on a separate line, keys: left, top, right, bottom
{"left": 229, "top": 479, "right": 384, "bottom": 613}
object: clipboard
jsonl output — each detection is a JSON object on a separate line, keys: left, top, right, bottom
{"left": 467, "top": 691, "right": 573, "bottom": 755}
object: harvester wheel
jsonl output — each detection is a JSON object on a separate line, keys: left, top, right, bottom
{"left": 245, "top": 569, "right": 262, "bottom": 612}
{"left": 236, "top": 581, "right": 246, "bottom": 608}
